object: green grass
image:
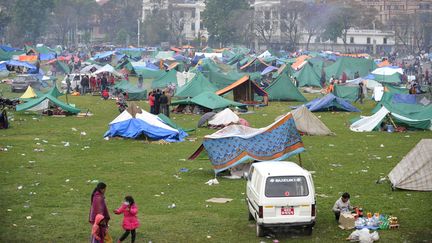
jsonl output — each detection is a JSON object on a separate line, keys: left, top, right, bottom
{"left": 0, "top": 80, "right": 431, "bottom": 242}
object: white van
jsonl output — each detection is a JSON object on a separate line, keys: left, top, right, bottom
{"left": 245, "top": 161, "right": 316, "bottom": 237}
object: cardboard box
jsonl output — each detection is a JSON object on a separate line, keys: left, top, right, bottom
{"left": 339, "top": 213, "right": 356, "bottom": 230}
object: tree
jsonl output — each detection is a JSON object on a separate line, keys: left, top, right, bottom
{"left": 167, "top": 5, "right": 186, "bottom": 46}
{"left": 142, "top": 7, "right": 170, "bottom": 45}
{"left": 253, "top": 9, "right": 276, "bottom": 48}
{"left": 8, "top": 0, "right": 55, "bottom": 45}
{"left": 301, "top": 3, "right": 328, "bottom": 50}
{"left": 0, "top": 1, "right": 15, "bottom": 42}
{"left": 279, "top": 0, "right": 306, "bottom": 50}
{"left": 203, "top": 0, "right": 249, "bottom": 46}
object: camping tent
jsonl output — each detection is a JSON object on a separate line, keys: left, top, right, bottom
{"left": 265, "top": 73, "right": 307, "bottom": 101}
{"left": 188, "top": 113, "right": 304, "bottom": 173}
{"left": 333, "top": 84, "right": 362, "bottom": 102}
{"left": 113, "top": 80, "right": 147, "bottom": 100}
{"left": 151, "top": 69, "right": 177, "bottom": 89}
{"left": 19, "top": 86, "right": 38, "bottom": 100}
{"left": 208, "top": 108, "right": 240, "bottom": 127}
{"left": 291, "top": 105, "right": 334, "bottom": 135}
{"left": 388, "top": 139, "right": 432, "bottom": 191}
{"left": 104, "top": 106, "right": 187, "bottom": 142}
{"left": 324, "top": 57, "right": 377, "bottom": 80}
{"left": 93, "top": 64, "right": 123, "bottom": 77}
{"left": 171, "top": 91, "right": 246, "bottom": 111}
{"left": 216, "top": 75, "right": 268, "bottom": 103}
{"left": 16, "top": 90, "right": 79, "bottom": 114}
{"left": 293, "top": 63, "right": 322, "bottom": 87}
{"left": 174, "top": 72, "right": 217, "bottom": 98}
{"left": 300, "top": 93, "right": 360, "bottom": 112}
{"left": 350, "top": 92, "right": 432, "bottom": 131}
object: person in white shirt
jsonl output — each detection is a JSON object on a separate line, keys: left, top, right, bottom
{"left": 332, "top": 192, "right": 353, "bottom": 221}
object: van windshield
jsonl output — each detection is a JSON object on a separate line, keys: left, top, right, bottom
{"left": 265, "top": 176, "right": 309, "bottom": 197}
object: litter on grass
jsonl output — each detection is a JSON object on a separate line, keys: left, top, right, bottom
{"left": 17, "top": 186, "right": 23, "bottom": 190}
{"left": 205, "top": 178, "right": 219, "bottom": 185}
{"left": 206, "top": 198, "right": 233, "bottom": 203}
{"left": 71, "top": 128, "right": 77, "bottom": 131}
{"left": 80, "top": 131, "right": 87, "bottom": 136}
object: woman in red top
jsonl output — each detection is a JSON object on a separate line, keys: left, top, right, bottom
{"left": 90, "top": 76, "right": 96, "bottom": 92}
{"left": 109, "top": 75, "right": 115, "bottom": 85}
{"left": 148, "top": 91, "right": 155, "bottom": 114}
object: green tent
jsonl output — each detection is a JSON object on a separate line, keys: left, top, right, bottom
{"left": 272, "top": 63, "right": 294, "bottom": 79}
{"left": 113, "top": 80, "right": 147, "bottom": 100}
{"left": 372, "top": 73, "right": 402, "bottom": 84}
{"left": 384, "top": 85, "right": 409, "bottom": 94}
{"left": 325, "top": 57, "right": 377, "bottom": 80}
{"left": 16, "top": 93, "right": 80, "bottom": 114}
{"left": 265, "top": 73, "right": 307, "bottom": 102}
{"left": 151, "top": 69, "right": 177, "bottom": 89}
{"left": 294, "top": 63, "right": 322, "bottom": 87}
{"left": 135, "top": 68, "right": 166, "bottom": 80}
{"left": 0, "top": 49, "right": 25, "bottom": 61}
{"left": 115, "top": 58, "right": 134, "bottom": 72}
{"left": 308, "top": 58, "right": 325, "bottom": 76}
{"left": 367, "top": 92, "right": 432, "bottom": 130}
{"left": 46, "top": 85, "right": 63, "bottom": 98}
{"left": 333, "top": 84, "right": 361, "bottom": 102}
{"left": 55, "top": 61, "right": 70, "bottom": 74}
{"left": 171, "top": 91, "right": 245, "bottom": 110}
{"left": 174, "top": 72, "right": 218, "bottom": 98}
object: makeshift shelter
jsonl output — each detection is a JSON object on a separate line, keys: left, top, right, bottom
{"left": 216, "top": 75, "right": 268, "bottom": 104}
{"left": 291, "top": 105, "right": 334, "bottom": 135}
{"left": 366, "top": 73, "right": 402, "bottom": 84}
{"left": 208, "top": 108, "right": 240, "bottom": 127}
{"left": 134, "top": 67, "right": 165, "bottom": 79}
{"left": 264, "top": 73, "right": 307, "bottom": 102}
{"left": 333, "top": 84, "right": 363, "bottom": 102}
{"left": 188, "top": 113, "right": 304, "bottom": 173}
{"left": 300, "top": 93, "right": 360, "bottom": 112}
{"left": 388, "top": 139, "right": 432, "bottom": 191}
{"left": 80, "top": 64, "right": 101, "bottom": 74}
{"left": 350, "top": 92, "right": 432, "bottom": 132}
{"left": 151, "top": 69, "right": 177, "bottom": 89}
{"left": 324, "top": 57, "right": 377, "bottom": 80}
{"left": 113, "top": 80, "right": 147, "bottom": 100}
{"left": 19, "top": 86, "right": 38, "bottom": 100}
{"left": 16, "top": 91, "right": 79, "bottom": 114}
{"left": 93, "top": 64, "right": 123, "bottom": 77}
{"left": 174, "top": 72, "right": 217, "bottom": 98}
{"left": 293, "top": 63, "right": 322, "bottom": 87}
{"left": 104, "top": 106, "right": 187, "bottom": 142}
{"left": 171, "top": 91, "right": 246, "bottom": 111}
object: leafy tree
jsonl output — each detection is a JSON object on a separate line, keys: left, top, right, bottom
{"left": 301, "top": 3, "right": 329, "bottom": 50}
{"left": 8, "top": 0, "right": 55, "bottom": 45}
{"left": 202, "top": 0, "right": 249, "bottom": 46}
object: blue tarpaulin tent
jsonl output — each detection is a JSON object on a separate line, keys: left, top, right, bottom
{"left": 298, "top": 93, "right": 360, "bottom": 112}
{"left": 104, "top": 108, "right": 188, "bottom": 142}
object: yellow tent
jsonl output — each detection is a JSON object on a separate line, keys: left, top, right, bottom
{"left": 20, "top": 86, "right": 38, "bottom": 99}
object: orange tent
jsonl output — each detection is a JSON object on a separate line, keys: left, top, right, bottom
{"left": 170, "top": 47, "right": 182, "bottom": 53}
{"left": 18, "top": 55, "right": 38, "bottom": 62}
{"left": 181, "top": 45, "right": 194, "bottom": 49}
{"left": 378, "top": 59, "right": 391, "bottom": 67}
{"left": 291, "top": 55, "right": 309, "bottom": 70}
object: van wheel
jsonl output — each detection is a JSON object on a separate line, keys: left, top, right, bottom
{"left": 304, "top": 226, "right": 313, "bottom": 235}
{"left": 248, "top": 210, "right": 254, "bottom": 221}
{"left": 256, "top": 223, "right": 265, "bottom": 237}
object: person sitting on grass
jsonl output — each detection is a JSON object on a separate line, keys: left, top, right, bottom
{"left": 332, "top": 192, "right": 353, "bottom": 221}
{"left": 102, "top": 89, "right": 109, "bottom": 100}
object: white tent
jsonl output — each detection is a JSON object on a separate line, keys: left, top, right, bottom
{"left": 371, "top": 67, "right": 404, "bottom": 75}
{"left": 93, "top": 64, "right": 123, "bottom": 77}
{"left": 176, "top": 71, "right": 196, "bottom": 88}
{"left": 388, "top": 139, "right": 432, "bottom": 191}
{"left": 208, "top": 108, "right": 239, "bottom": 127}
{"left": 80, "top": 64, "right": 102, "bottom": 74}
{"left": 257, "top": 50, "right": 272, "bottom": 59}
{"left": 291, "top": 106, "right": 334, "bottom": 136}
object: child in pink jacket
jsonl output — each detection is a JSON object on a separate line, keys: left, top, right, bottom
{"left": 114, "top": 196, "right": 140, "bottom": 243}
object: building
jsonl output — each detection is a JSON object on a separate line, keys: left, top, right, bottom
{"left": 141, "top": 0, "right": 208, "bottom": 42}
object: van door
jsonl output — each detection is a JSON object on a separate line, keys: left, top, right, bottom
{"left": 263, "top": 176, "right": 313, "bottom": 224}
{"left": 246, "top": 167, "right": 261, "bottom": 220}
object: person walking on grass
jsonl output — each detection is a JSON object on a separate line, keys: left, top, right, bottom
{"left": 89, "top": 182, "right": 111, "bottom": 242}
{"left": 114, "top": 196, "right": 140, "bottom": 243}
{"left": 354, "top": 82, "right": 365, "bottom": 104}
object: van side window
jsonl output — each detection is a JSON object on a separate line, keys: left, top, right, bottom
{"left": 265, "top": 176, "right": 309, "bottom": 197}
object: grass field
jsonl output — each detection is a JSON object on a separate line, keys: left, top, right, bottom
{"left": 0, "top": 78, "right": 431, "bottom": 243}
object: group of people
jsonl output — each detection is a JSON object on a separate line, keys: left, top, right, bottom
{"left": 89, "top": 182, "right": 140, "bottom": 243}
{"left": 148, "top": 89, "right": 170, "bottom": 117}
{"left": 65, "top": 74, "right": 117, "bottom": 95}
